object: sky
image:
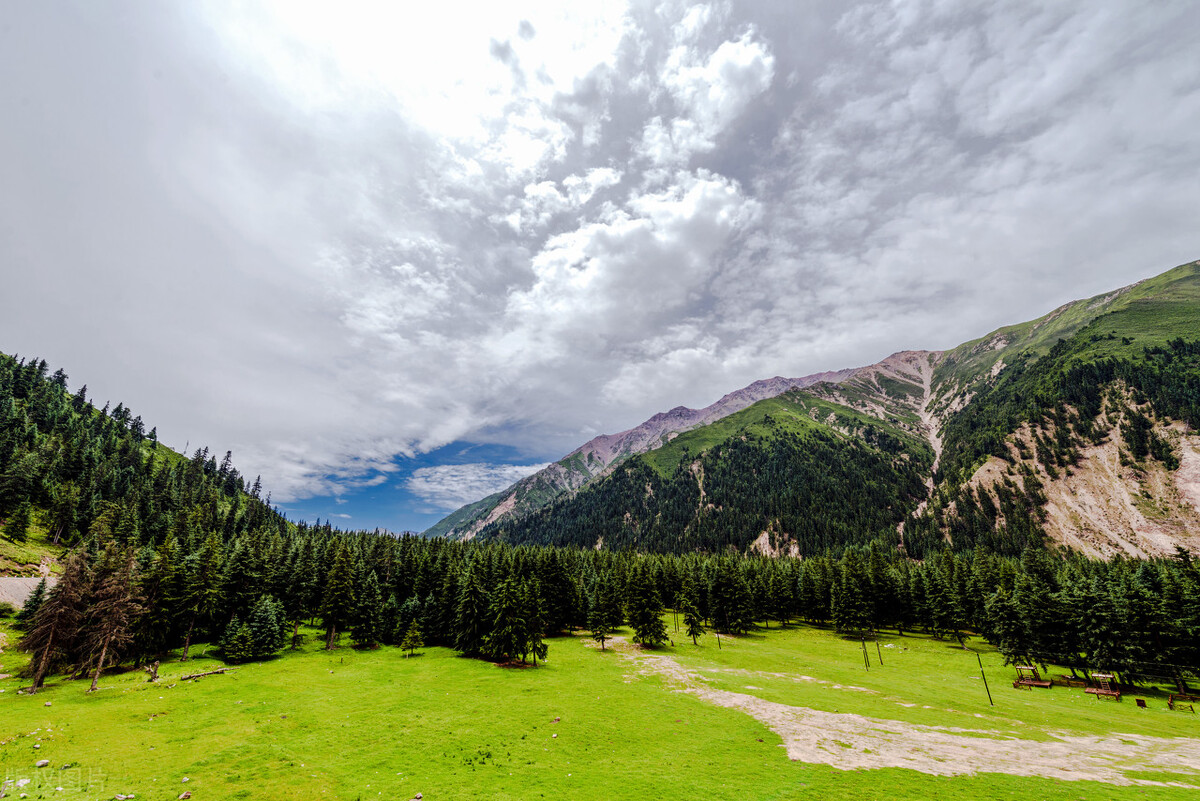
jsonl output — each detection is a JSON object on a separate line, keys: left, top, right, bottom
{"left": 2, "top": 1, "right": 1199, "bottom": 533}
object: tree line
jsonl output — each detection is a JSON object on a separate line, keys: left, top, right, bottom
{"left": 3, "top": 345, "right": 1198, "bottom": 693}
{"left": 14, "top": 526, "right": 1199, "bottom": 691}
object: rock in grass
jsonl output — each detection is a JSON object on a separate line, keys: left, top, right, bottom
{"left": 35, "top": 759, "right": 49, "bottom": 767}
{"left": 178, "top": 792, "right": 192, "bottom": 799}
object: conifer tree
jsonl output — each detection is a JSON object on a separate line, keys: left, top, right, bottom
{"left": 588, "top": 571, "right": 622, "bottom": 651}
{"left": 83, "top": 543, "right": 143, "bottom": 692}
{"left": 178, "top": 531, "right": 224, "bottom": 661}
{"left": 5, "top": 499, "right": 31, "bottom": 542}
{"left": 522, "top": 579, "right": 549, "bottom": 666}
{"left": 984, "top": 586, "right": 1028, "bottom": 665}
{"left": 320, "top": 543, "right": 357, "bottom": 650}
{"left": 401, "top": 620, "right": 423, "bottom": 657}
{"left": 454, "top": 565, "right": 491, "bottom": 656}
{"left": 682, "top": 597, "right": 706, "bottom": 645}
{"left": 20, "top": 550, "right": 89, "bottom": 693}
{"left": 379, "top": 595, "right": 401, "bottom": 646}
{"left": 626, "top": 563, "right": 668, "bottom": 648}
{"left": 246, "top": 595, "right": 288, "bottom": 659}
{"left": 352, "top": 571, "right": 383, "bottom": 648}
{"left": 220, "top": 616, "right": 254, "bottom": 663}
{"left": 484, "top": 577, "right": 527, "bottom": 662}
{"left": 15, "top": 577, "right": 47, "bottom": 630}
{"left": 832, "top": 554, "right": 871, "bottom": 635}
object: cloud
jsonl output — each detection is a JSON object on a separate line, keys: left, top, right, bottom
{"left": 638, "top": 28, "right": 776, "bottom": 166}
{"left": 1, "top": 1, "right": 1198, "bottom": 526}
{"left": 407, "top": 462, "right": 551, "bottom": 511}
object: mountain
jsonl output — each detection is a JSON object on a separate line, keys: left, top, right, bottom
{"left": 429, "top": 259, "right": 1200, "bottom": 559}
{"left": 423, "top": 367, "right": 857, "bottom": 539}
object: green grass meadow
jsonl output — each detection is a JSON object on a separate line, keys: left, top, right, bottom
{"left": 2, "top": 615, "right": 1198, "bottom": 800}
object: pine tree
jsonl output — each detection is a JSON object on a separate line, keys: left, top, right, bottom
{"left": 220, "top": 616, "right": 254, "bottom": 663}
{"left": 832, "top": 554, "right": 871, "bottom": 635}
{"left": 626, "top": 563, "right": 668, "bottom": 648}
{"left": 351, "top": 571, "right": 383, "bottom": 648}
{"left": 246, "top": 595, "right": 288, "bottom": 659}
{"left": 682, "top": 597, "right": 706, "bottom": 645}
{"left": 984, "top": 586, "right": 1028, "bottom": 665}
{"left": 178, "top": 531, "right": 224, "bottom": 661}
{"left": 454, "top": 565, "right": 491, "bottom": 656}
{"left": 319, "top": 543, "right": 357, "bottom": 650}
{"left": 484, "top": 577, "right": 527, "bottom": 662}
{"left": 379, "top": 595, "right": 400, "bottom": 646}
{"left": 522, "top": 579, "right": 549, "bottom": 666}
{"left": 83, "top": 543, "right": 143, "bottom": 692}
{"left": 5, "top": 499, "right": 32, "bottom": 542}
{"left": 589, "top": 571, "right": 622, "bottom": 651}
{"left": 15, "top": 578, "right": 47, "bottom": 630}
{"left": 19, "top": 550, "right": 90, "bottom": 693}
{"left": 400, "top": 620, "right": 423, "bottom": 657}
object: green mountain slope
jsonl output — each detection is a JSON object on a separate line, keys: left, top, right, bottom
{"left": 481, "top": 388, "right": 934, "bottom": 555}
{"left": 0, "top": 351, "right": 284, "bottom": 577}
{"left": 932, "top": 261, "right": 1200, "bottom": 411}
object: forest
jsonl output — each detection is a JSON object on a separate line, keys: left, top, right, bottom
{"left": 2, "top": 347, "right": 1199, "bottom": 694}
{"left": 484, "top": 404, "right": 933, "bottom": 555}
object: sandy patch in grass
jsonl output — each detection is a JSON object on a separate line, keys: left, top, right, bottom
{"left": 594, "top": 637, "right": 1200, "bottom": 787}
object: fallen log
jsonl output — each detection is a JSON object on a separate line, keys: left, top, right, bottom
{"left": 180, "top": 668, "right": 235, "bottom": 681}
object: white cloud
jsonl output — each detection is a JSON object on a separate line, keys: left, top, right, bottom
{"left": 2, "top": 1, "right": 1198, "bottom": 523}
{"left": 407, "top": 462, "right": 551, "bottom": 511}
{"left": 638, "top": 28, "right": 775, "bottom": 165}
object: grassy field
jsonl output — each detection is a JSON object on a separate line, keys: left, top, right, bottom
{"left": 0, "top": 517, "right": 64, "bottom": 578}
{"left": 2, "top": 614, "right": 1198, "bottom": 801}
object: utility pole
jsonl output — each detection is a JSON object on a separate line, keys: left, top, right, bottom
{"left": 975, "top": 651, "right": 994, "bottom": 706}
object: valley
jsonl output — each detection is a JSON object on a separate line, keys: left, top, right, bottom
{"left": 3, "top": 615, "right": 1199, "bottom": 801}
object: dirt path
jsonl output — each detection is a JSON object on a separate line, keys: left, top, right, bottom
{"left": 596, "top": 637, "right": 1200, "bottom": 787}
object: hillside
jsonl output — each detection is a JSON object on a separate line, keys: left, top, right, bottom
{"left": 0, "top": 351, "right": 284, "bottom": 583}
{"left": 424, "top": 367, "right": 857, "bottom": 539}
{"left": 436, "top": 260, "right": 1200, "bottom": 558}
{"left": 481, "top": 384, "right": 934, "bottom": 554}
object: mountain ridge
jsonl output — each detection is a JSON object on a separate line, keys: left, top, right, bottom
{"left": 428, "top": 259, "right": 1200, "bottom": 558}
{"left": 424, "top": 363, "right": 893, "bottom": 539}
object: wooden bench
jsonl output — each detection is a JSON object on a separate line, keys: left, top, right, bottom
{"left": 1085, "top": 687, "right": 1121, "bottom": 701}
{"left": 1012, "top": 666, "right": 1052, "bottom": 689}
{"left": 1057, "top": 675, "right": 1089, "bottom": 688}
{"left": 1014, "top": 678, "right": 1053, "bottom": 688}
{"left": 1169, "top": 694, "right": 1198, "bottom": 712}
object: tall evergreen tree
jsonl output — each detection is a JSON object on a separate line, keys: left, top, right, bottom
{"left": 626, "top": 563, "right": 668, "bottom": 648}
{"left": 320, "top": 543, "right": 357, "bottom": 650}
{"left": 454, "top": 564, "right": 491, "bottom": 657}
{"left": 83, "top": 543, "right": 143, "bottom": 692}
{"left": 19, "top": 550, "right": 89, "bottom": 693}
{"left": 352, "top": 571, "right": 383, "bottom": 648}
{"left": 589, "top": 571, "right": 622, "bottom": 651}
{"left": 484, "top": 577, "right": 527, "bottom": 662}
